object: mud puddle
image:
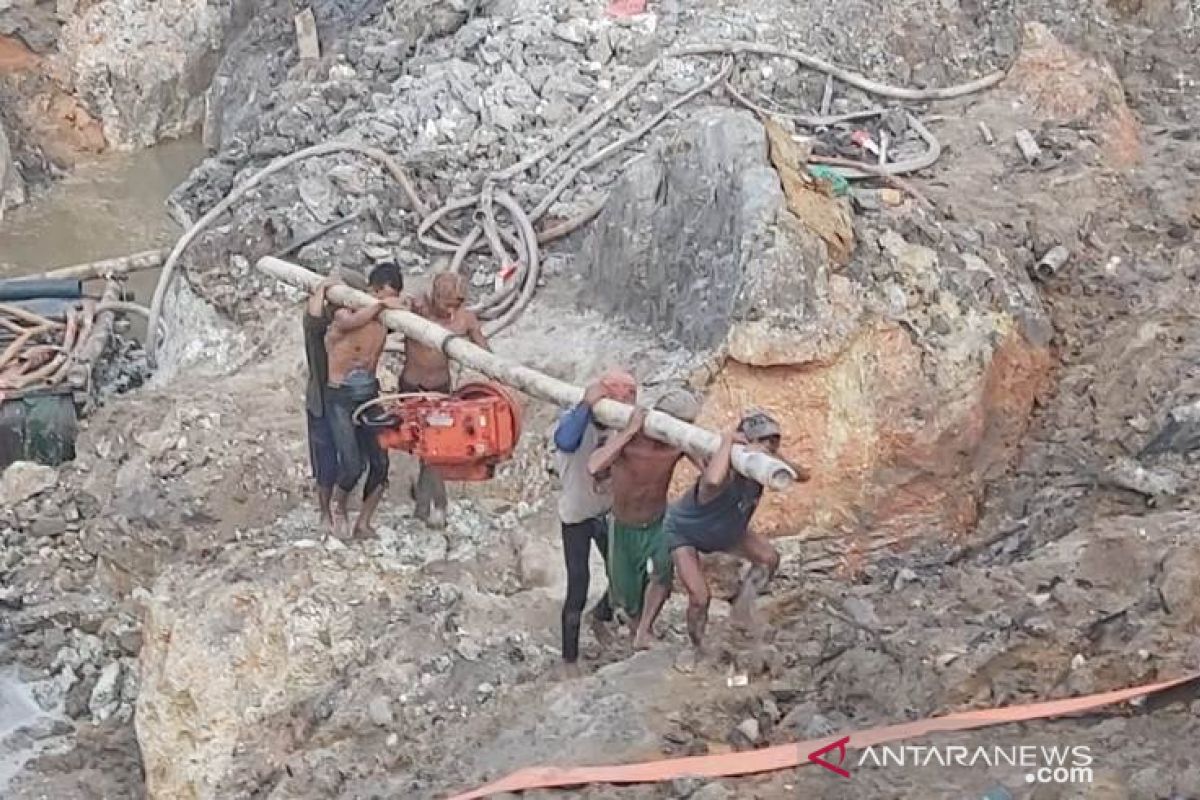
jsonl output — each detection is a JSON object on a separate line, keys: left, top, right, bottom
{"left": 0, "top": 135, "right": 204, "bottom": 314}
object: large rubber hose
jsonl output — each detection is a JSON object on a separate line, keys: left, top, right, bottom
{"left": 145, "top": 141, "right": 434, "bottom": 362}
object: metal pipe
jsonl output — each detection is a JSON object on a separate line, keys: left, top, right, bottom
{"left": 257, "top": 256, "right": 799, "bottom": 490}
{"left": 26, "top": 249, "right": 168, "bottom": 281}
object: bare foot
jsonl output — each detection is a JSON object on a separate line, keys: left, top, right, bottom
{"left": 351, "top": 521, "right": 375, "bottom": 540}
{"left": 632, "top": 629, "right": 655, "bottom": 651}
{"left": 332, "top": 509, "right": 351, "bottom": 540}
{"left": 554, "top": 661, "right": 584, "bottom": 681}
{"left": 589, "top": 616, "right": 614, "bottom": 649}
{"left": 674, "top": 648, "right": 702, "bottom": 674}
{"left": 319, "top": 512, "right": 335, "bottom": 536}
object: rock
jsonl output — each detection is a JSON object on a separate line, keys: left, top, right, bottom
{"left": 581, "top": 108, "right": 801, "bottom": 353}
{"left": 455, "top": 638, "right": 483, "bottom": 662}
{"left": 584, "top": 108, "right": 1050, "bottom": 539}
{"left": 804, "top": 713, "right": 837, "bottom": 738}
{"left": 734, "top": 717, "right": 760, "bottom": 743}
{"left": 327, "top": 164, "right": 367, "bottom": 195}
{"left": 763, "top": 116, "right": 855, "bottom": 265}
{"left": 58, "top": 0, "right": 232, "bottom": 148}
{"left": 89, "top": 661, "right": 123, "bottom": 722}
{"left": 297, "top": 173, "right": 337, "bottom": 222}
{"left": 367, "top": 695, "right": 394, "bottom": 727}
{"left": 0, "top": 117, "right": 26, "bottom": 216}
{"left": 842, "top": 596, "right": 882, "bottom": 630}
{"left": 670, "top": 777, "right": 703, "bottom": 797}
{"left": 1140, "top": 399, "right": 1200, "bottom": 457}
{"left": 135, "top": 540, "right": 433, "bottom": 798}
{"left": 1160, "top": 547, "right": 1200, "bottom": 628}
{"left": 0, "top": 2, "right": 63, "bottom": 53}
{"left": 0, "top": 462, "right": 58, "bottom": 506}
{"left": 552, "top": 19, "right": 590, "bottom": 45}
{"left": 1004, "top": 23, "right": 1141, "bottom": 167}
{"left": 516, "top": 538, "right": 557, "bottom": 590}
{"left": 60, "top": 669, "right": 91, "bottom": 718}
{"left": 1101, "top": 456, "right": 1182, "bottom": 498}
{"left": 376, "top": 525, "right": 448, "bottom": 567}
{"left": 893, "top": 567, "right": 918, "bottom": 589}
{"left": 691, "top": 783, "right": 733, "bottom": 800}
{"left": 29, "top": 513, "right": 67, "bottom": 538}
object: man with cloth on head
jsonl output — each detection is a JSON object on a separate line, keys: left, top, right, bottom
{"left": 401, "top": 272, "right": 490, "bottom": 528}
{"left": 550, "top": 368, "right": 642, "bottom": 673}
{"left": 587, "top": 385, "right": 702, "bottom": 649}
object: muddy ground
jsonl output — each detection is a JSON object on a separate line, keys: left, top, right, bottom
{"left": 2, "top": 0, "right": 1200, "bottom": 799}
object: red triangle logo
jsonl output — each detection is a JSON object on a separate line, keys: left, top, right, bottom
{"left": 808, "top": 735, "right": 851, "bottom": 778}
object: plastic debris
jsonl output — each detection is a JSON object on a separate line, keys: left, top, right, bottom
{"left": 606, "top": 0, "right": 648, "bottom": 17}
{"left": 806, "top": 165, "right": 850, "bottom": 197}
{"left": 1015, "top": 129, "right": 1042, "bottom": 164}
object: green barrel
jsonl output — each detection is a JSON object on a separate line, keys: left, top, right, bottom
{"left": 0, "top": 391, "right": 78, "bottom": 471}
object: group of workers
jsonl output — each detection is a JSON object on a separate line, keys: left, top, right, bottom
{"left": 302, "top": 263, "right": 788, "bottom": 667}
{"left": 553, "top": 370, "right": 786, "bottom": 668}
{"left": 303, "top": 264, "right": 488, "bottom": 537}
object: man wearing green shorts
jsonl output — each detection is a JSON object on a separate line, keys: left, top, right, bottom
{"left": 587, "top": 387, "right": 700, "bottom": 649}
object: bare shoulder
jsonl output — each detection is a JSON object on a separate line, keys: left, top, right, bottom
{"left": 327, "top": 308, "right": 353, "bottom": 336}
{"left": 456, "top": 307, "right": 482, "bottom": 329}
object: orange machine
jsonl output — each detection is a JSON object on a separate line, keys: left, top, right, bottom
{"left": 357, "top": 382, "right": 523, "bottom": 481}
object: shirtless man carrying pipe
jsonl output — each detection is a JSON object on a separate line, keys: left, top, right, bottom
{"left": 400, "top": 272, "right": 489, "bottom": 528}
{"left": 666, "top": 409, "right": 793, "bottom": 660}
{"left": 303, "top": 269, "right": 368, "bottom": 531}
{"left": 325, "top": 262, "right": 406, "bottom": 538}
{"left": 586, "top": 388, "right": 701, "bottom": 649}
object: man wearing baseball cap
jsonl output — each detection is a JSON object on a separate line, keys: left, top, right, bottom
{"left": 664, "top": 408, "right": 784, "bottom": 659}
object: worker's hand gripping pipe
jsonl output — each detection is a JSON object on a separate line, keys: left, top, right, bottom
{"left": 256, "top": 256, "right": 800, "bottom": 490}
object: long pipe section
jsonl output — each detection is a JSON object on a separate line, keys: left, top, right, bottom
{"left": 33, "top": 249, "right": 168, "bottom": 281}
{"left": 257, "top": 256, "right": 798, "bottom": 490}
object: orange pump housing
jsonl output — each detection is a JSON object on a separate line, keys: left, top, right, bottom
{"left": 372, "top": 382, "right": 522, "bottom": 481}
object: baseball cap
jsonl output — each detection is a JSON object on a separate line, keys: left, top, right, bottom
{"left": 739, "top": 409, "right": 781, "bottom": 441}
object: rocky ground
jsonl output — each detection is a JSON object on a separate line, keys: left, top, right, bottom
{"left": 2, "top": 0, "right": 1200, "bottom": 798}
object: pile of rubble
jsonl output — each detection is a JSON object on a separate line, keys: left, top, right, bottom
{"left": 162, "top": 0, "right": 1024, "bottom": 307}
{"left": 2, "top": 0, "right": 1200, "bottom": 797}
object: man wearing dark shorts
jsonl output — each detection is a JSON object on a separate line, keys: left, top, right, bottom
{"left": 303, "top": 271, "right": 367, "bottom": 532}
{"left": 325, "top": 262, "right": 406, "bottom": 538}
{"left": 666, "top": 409, "right": 785, "bottom": 658}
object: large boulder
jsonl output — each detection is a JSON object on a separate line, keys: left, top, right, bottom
{"left": 1003, "top": 22, "right": 1142, "bottom": 168}
{"left": 56, "top": 0, "right": 231, "bottom": 149}
{"left": 135, "top": 544, "right": 396, "bottom": 799}
{"left": 579, "top": 107, "right": 1053, "bottom": 539}
{"left": 133, "top": 500, "right": 548, "bottom": 800}
{"left": 0, "top": 1, "right": 62, "bottom": 54}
